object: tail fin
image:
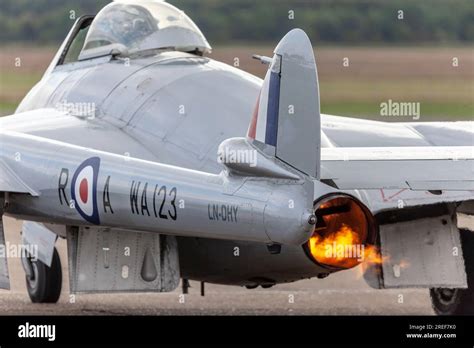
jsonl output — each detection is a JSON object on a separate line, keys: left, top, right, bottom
{"left": 248, "top": 29, "right": 321, "bottom": 179}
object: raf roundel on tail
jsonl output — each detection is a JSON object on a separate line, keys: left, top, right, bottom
{"left": 71, "top": 157, "right": 101, "bottom": 225}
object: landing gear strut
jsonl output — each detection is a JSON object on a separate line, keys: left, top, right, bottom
{"left": 23, "top": 247, "right": 62, "bottom": 303}
{"left": 430, "top": 229, "right": 474, "bottom": 315}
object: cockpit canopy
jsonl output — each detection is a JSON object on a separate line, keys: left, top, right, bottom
{"left": 79, "top": 0, "right": 211, "bottom": 60}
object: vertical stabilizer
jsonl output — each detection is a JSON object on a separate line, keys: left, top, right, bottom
{"left": 248, "top": 29, "right": 321, "bottom": 179}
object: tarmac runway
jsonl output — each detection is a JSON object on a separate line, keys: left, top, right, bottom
{"left": 1, "top": 216, "right": 472, "bottom": 315}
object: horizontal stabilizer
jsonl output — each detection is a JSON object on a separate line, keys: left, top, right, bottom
{"left": 321, "top": 146, "right": 474, "bottom": 191}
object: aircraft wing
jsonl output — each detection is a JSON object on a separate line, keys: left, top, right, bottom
{"left": 321, "top": 146, "right": 474, "bottom": 191}
{"left": 0, "top": 159, "right": 39, "bottom": 196}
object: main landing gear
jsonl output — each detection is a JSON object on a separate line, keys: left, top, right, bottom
{"left": 430, "top": 229, "right": 474, "bottom": 315}
{"left": 22, "top": 247, "right": 62, "bottom": 303}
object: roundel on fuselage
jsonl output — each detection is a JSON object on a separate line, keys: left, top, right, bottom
{"left": 71, "top": 157, "right": 101, "bottom": 225}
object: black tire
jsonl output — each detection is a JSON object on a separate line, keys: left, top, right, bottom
{"left": 430, "top": 228, "right": 474, "bottom": 315}
{"left": 26, "top": 247, "right": 62, "bottom": 303}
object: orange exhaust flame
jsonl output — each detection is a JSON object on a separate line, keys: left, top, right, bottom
{"left": 356, "top": 250, "right": 411, "bottom": 279}
{"left": 309, "top": 223, "right": 395, "bottom": 270}
{"left": 309, "top": 223, "right": 366, "bottom": 269}
{"left": 363, "top": 244, "right": 389, "bottom": 265}
{"left": 307, "top": 196, "right": 411, "bottom": 275}
{"left": 399, "top": 259, "right": 411, "bottom": 269}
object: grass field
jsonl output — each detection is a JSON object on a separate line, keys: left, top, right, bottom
{"left": 1, "top": 45, "right": 473, "bottom": 121}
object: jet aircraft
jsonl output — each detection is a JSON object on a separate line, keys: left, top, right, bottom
{"left": 0, "top": 0, "right": 473, "bottom": 315}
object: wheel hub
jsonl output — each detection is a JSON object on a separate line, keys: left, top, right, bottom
{"left": 434, "top": 288, "right": 458, "bottom": 305}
